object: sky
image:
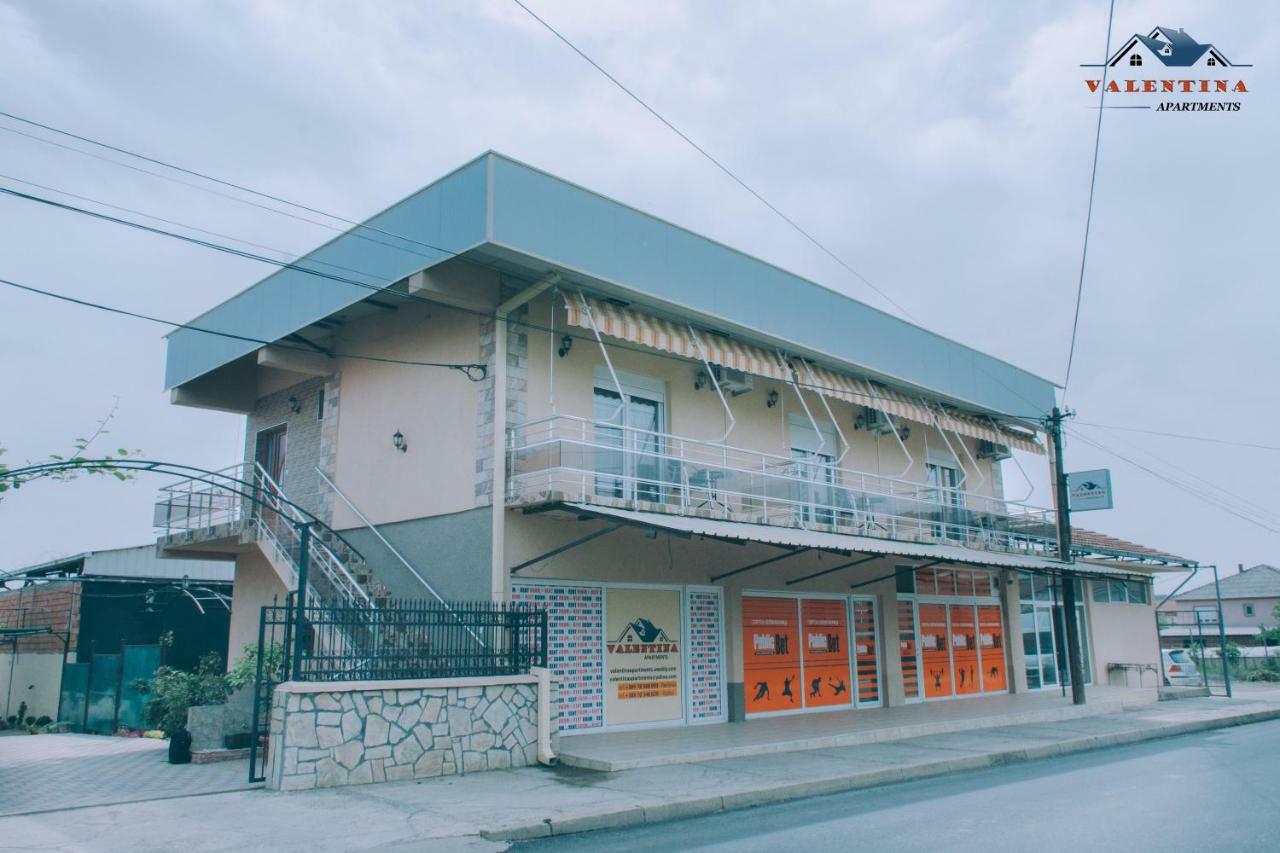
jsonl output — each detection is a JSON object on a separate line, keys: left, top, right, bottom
{"left": 1, "top": 1, "right": 1276, "bottom": 594}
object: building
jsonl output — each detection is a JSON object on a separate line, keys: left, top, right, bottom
{"left": 154, "top": 152, "right": 1186, "bottom": 742}
{"left": 1158, "top": 564, "right": 1280, "bottom": 648}
{"left": 0, "top": 545, "right": 232, "bottom": 730}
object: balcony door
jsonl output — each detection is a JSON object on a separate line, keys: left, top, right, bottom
{"left": 593, "top": 370, "right": 665, "bottom": 504}
{"left": 789, "top": 415, "right": 838, "bottom": 525}
{"left": 925, "top": 454, "right": 964, "bottom": 541}
{"left": 255, "top": 424, "right": 287, "bottom": 486}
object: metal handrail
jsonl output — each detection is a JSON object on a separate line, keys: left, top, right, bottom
{"left": 316, "top": 466, "right": 486, "bottom": 647}
{"left": 507, "top": 415, "right": 1058, "bottom": 556}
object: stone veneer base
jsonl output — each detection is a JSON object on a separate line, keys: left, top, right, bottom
{"left": 266, "top": 676, "right": 543, "bottom": 791}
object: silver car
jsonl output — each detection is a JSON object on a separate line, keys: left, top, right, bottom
{"left": 1163, "top": 648, "right": 1202, "bottom": 686}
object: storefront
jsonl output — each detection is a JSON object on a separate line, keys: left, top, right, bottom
{"left": 894, "top": 566, "right": 1008, "bottom": 702}
{"left": 511, "top": 580, "right": 727, "bottom": 732}
{"left": 740, "top": 592, "right": 882, "bottom": 717}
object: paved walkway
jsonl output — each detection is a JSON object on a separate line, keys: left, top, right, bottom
{"left": 558, "top": 685, "right": 1150, "bottom": 770}
{"left": 0, "top": 733, "right": 253, "bottom": 817}
{"left": 0, "top": 691, "right": 1277, "bottom": 851}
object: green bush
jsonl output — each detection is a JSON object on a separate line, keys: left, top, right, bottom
{"left": 225, "top": 643, "right": 285, "bottom": 692}
{"left": 130, "top": 652, "right": 228, "bottom": 737}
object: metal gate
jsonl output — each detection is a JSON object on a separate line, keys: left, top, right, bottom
{"left": 247, "top": 596, "right": 547, "bottom": 783}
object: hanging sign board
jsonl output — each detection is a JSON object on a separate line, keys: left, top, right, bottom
{"left": 604, "top": 587, "right": 683, "bottom": 726}
{"left": 1067, "top": 469, "right": 1113, "bottom": 511}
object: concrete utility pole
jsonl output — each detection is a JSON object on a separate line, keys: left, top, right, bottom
{"left": 1048, "top": 406, "right": 1087, "bottom": 705}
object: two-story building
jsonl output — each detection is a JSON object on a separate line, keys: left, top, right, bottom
{"left": 155, "top": 152, "right": 1184, "bottom": 739}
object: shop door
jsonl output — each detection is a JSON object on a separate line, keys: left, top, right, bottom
{"left": 851, "top": 599, "right": 881, "bottom": 706}
{"left": 977, "top": 605, "right": 1007, "bottom": 691}
{"left": 949, "top": 605, "right": 980, "bottom": 696}
{"left": 897, "top": 601, "right": 920, "bottom": 702}
{"left": 800, "top": 599, "right": 852, "bottom": 708}
{"left": 918, "top": 604, "right": 952, "bottom": 698}
{"left": 742, "top": 596, "right": 801, "bottom": 714}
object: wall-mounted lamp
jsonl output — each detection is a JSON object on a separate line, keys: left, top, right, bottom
{"left": 558, "top": 335, "right": 573, "bottom": 358}
{"left": 693, "top": 371, "right": 708, "bottom": 391}
{"left": 392, "top": 430, "right": 408, "bottom": 453}
{"left": 287, "top": 395, "right": 302, "bottom": 414}
{"left": 766, "top": 390, "right": 780, "bottom": 408}
{"left": 898, "top": 426, "right": 911, "bottom": 442}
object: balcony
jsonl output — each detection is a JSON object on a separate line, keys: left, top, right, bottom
{"left": 507, "top": 415, "right": 1058, "bottom": 559}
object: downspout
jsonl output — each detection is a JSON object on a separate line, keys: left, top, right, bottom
{"left": 491, "top": 275, "right": 558, "bottom": 603}
{"left": 532, "top": 664, "right": 557, "bottom": 765}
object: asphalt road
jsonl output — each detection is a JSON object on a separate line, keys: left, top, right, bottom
{"left": 520, "top": 719, "right": 1280, "bottom": 853}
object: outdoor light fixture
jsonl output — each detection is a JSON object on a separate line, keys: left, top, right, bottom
{"left": 898, "top": 425, "right": 911, "bottom": 441}
{"left": 558, "top": 335, "right": 573, "bottom": 358}
{"left": 694, "top": 371, "right": 708, "bottom": 391}
{"left": 287, "top": 395, "right": 301, "bottom": 414}
{"left": 766, "top": 390, "right": 779, "bottom": 408}
{"left": 392, "top": 430, "right": 407, "bottom": 452}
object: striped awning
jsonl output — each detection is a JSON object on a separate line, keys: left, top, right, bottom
{"left": 564, "top": 294, "right": 1044, "bottom": 454}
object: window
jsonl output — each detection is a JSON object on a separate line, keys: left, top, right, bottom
{"left": 592, "top": 370, "right": 666, "bottom": 504}
{"left": 1129, "top": 53, "right": 1143, "bottom": 66}
{"left": 789, "top": 416, "right": 838, "bottom": 525}
{"left": 1207, "top": 56, "right": 1217, "bottom": 66}
{"left": 1245, "top": 603, "right": 1255, "bottom": 617}
{"left": 316, "top": 388, "right": 325, "bottom": 421}
{"left": 1194, "top": 606, "right": 1219, "bottom": 625}
{"left": 1091, "top": 578, "right": 1150, "bottom": 604}
{"left": 925, "top": 460, "right": 965, "bottom": 541}
{"left": 1019, "top": 572, "right": 1091, "bottom": 690}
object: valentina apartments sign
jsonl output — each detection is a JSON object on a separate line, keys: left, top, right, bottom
{"left": 1083, "top": 25, "right": 1251, "bottom": 112}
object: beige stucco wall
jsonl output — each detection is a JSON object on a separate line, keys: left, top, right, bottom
{"left": 1087, "top": 597, "right": 1160, "bottom": 683}
{"left": 226, "top": 548, "right": 291, "bottom": 668}
{"left": 327, "top": 296, "right": 489, "bottom": 529}
{"left": 0, "top": 651, "right": 64, "bottom": 721}
{"left": 522, "top": 292, "right": 1006, "bottom": 500}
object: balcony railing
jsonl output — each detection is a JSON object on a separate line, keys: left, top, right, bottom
{"left": 507, "top": 415, "right": 1058, "bottom": 558}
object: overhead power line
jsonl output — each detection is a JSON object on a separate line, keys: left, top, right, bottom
{"left": 0, "top": 277, "right": 487, "bottom": 380}
{"left": 508, "top": 0, "right": 917, "bottom": 322}
{"left": 1, "top": 177, "right": 1057, "bottom": 422}
{"left": 1067, "top": 427, "right": 1280, "bottom": 536}
{"left": 1062, "top": 0, "right": 1117, "bottom": 400}
{"left": 1075, "top": 420, "right": 1280, "bottom": 452}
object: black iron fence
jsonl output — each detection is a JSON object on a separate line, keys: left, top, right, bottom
{"left": 249, "top": 596, "right": 548, "bottom": 782}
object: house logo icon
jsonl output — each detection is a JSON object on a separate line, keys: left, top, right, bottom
{"left": 1104, "top": 26, "right": 1237, "bottom": 69}
{"left": 1082, "top": 26, "right": 1251, "bottom": 112}
{"left": 608, "top": 617, "right": 679, "bottom": 654}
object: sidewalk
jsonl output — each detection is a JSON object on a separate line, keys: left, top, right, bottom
{"left": 3, "top": 690, "right": 1278, "bottom": 852}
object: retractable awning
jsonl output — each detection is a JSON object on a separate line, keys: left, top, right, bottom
{"left": 564, "top": 295, "right": 1044, "bottom": 455}
{"left": 563, "top": 503, "right": 1144, "bottom": 579}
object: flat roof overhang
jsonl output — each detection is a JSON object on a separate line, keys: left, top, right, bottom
{"left": 540, "top": 503, "right": 1151, "bottom": 581}
{"left": 164, "top": 153, "right": 1057, "bottom": 422}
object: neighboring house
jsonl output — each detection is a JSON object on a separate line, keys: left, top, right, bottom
{"left": 0, "top": 545, "right": 232, "bottom": 730}
{"left": 1107, "top": 26, "right": 1237, "bottom": 70}
{"left": 153, "top": 152, "right": 1186, "bottom": 737}
{"left": 1158, "top": 564, "right": 1280, "bottom": 648}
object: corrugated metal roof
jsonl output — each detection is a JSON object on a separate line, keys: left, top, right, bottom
{"left": 165, "top": 152, "right": 1057, "bottom": 421}
{"left": 2, "top": 545, "right": 233, "bottom": 584}
{"left": 565, "top": 503, "right": 1140, "bottom": 578}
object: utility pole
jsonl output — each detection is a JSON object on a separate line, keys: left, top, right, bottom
{"left": 1047, "top": 406, "right": 1087, "bottom": 705}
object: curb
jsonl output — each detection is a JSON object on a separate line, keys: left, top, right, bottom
{"left": 480, "top": 707, "right": 1280, "bottom": 842}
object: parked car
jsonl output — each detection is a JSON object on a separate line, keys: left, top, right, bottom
{"left": 1163, "top": 649, "right": 1202, "bottom": 686}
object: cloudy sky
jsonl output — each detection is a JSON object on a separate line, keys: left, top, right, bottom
{"left": 1, "top": 1, "right": 1276, "bottom": 592}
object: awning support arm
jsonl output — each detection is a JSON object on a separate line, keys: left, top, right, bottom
{"left": 780, "top": 352, "right": 824, "bottom": 457}
{"left": 801, "top": 359, "right": 850, "bottom": 464}
{"left": 711, "top": 547, "right": 812, "bottom": 583}
{"left": 578, "top": 290, "right": 629, "bottom": 421}
{"left": 786, "top": 554, "right": 879, "bottom": 586}
{"left": 851, "top": 559, "right": 943, "bottom": 591}
{"left": 510, "top": 522, "right": 624, "bottom": 574}
{"left": 689, "top": 324, "right": 736, "bottom": 443}
{"left": 990, "top": 416, "right": 1035, "bottom": 502}
{"left": 865, "top": 391, "right": 913, "bottom": 478}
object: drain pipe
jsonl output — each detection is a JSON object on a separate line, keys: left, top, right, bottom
{"left": 531, "top": 665, "right": 557, "bottom": 765}
{"left": 492, "top": 274, "right": 558, "bottom": 603}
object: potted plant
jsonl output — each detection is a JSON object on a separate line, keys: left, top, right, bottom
{"left": 130, "top": 651, "right": 228, "bottom": 764}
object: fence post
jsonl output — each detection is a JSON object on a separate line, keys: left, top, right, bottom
{"left": 292, "top": 522, "right": 311, "bottom": 681}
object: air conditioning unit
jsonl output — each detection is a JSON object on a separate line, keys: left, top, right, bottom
{"left": 711, "top": 365, "right": 754, "bottom": 396}
{"left": 856, "top": 407, "right": 895, "bottom": 435}
{"left": 977, "top": 440, "right": 1012, "bottom": 461}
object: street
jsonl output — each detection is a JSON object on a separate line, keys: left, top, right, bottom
{"left": 521, "top": 718, "right": 1280, "bottom": 853}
